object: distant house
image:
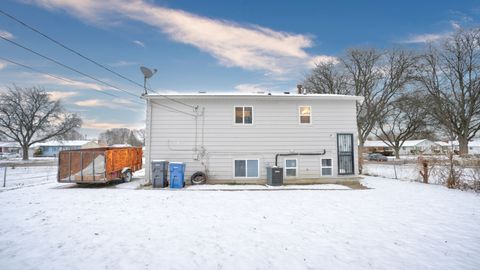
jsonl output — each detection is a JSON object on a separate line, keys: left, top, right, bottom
{"left": 469, "top": 141, "right": 480, "bottom": 154}
{"left": 434, "top": 141, "right": 452, "bottom": 154}
{"left": 30, "top": 140, "right": 101, "bottom": 157}
{"left": 363, "top": 139, "right": 440, "bottom": 156}
{"left": 363, "top": 140, "right": 394, "bottom": 156}
{"left": 446, "top": 140, "right": 480, "bottom": 155}
{"left": 399, "top": 140, "right": 440, "bottom": 155}
{"left": 0, "top": 141, "right": 21, "bottom": 154}
{"left": 110, "top": 143, "right": 132, "bottom": 148}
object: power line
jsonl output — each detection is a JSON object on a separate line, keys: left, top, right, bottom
{"left": 0, "top": 56, "right": 121, "bottom": 100}
{"left": 0, "top": 8, "right": 196, "bottom": 109}
{"left": 150, "top": 100, "right": 197, "bottom": 117}
{"left": 0, "top": 56, "right": 195, "bottom": 115}
{"left": 0, "top": 35, "right": 144, "bottom": 100}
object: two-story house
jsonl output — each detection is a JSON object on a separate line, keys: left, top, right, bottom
{"left": 144, "top": 92, "right": 363, "bottom": 184}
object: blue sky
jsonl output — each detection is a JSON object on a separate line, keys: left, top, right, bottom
{"left": 0, "top": 0, "right": 479, "bottom": 138}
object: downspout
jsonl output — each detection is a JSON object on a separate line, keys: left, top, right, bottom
{"left": 146, "top": 98, "right": 153, "bottom": 184}
{"left": 274, "top": 150, "right": 326, "bottom": 167}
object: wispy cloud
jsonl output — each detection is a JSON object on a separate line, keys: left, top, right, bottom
{"left": 74, "top": 98, "right": 140, "bottom": 111}
{"left": 82, "top": 119, "right": 144, "bottom": 130}
{"left": 234, "top": 83, "right": 267, "bottom": 93}
{"left": 47, "top": 91, "right": 77, "bottom": 101}
{"left": 399, "top": 19, "right": 470, "bottom": 44}
{"left": 109, "top": 60, "right": 137, "bottom": 67}
{"left": 401, "top": 33, "right": 448, "bottom": 44}
{"left": 307, "top": 55, "right": 339, "bottom": 67}
{"left": 0, "top": 29, "right": 14, "bottom": 39}
{"left": 26, "top": 0, "right": 334, "bottom": 76}
{"left": 133, "top": 40, "right": 145, "bottom": 47}
{"left": 37, "top": 74, "right": 112, "bottom": 91}
{"left": 0, "top": 61, "right": 7, "bottom": 70}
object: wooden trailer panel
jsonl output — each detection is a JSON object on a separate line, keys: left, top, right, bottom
{"left": 58, "top": 147, "right": 142, "bottom": 183}
{"left": 105, "top": 148, "right": 143, "bottom": 181}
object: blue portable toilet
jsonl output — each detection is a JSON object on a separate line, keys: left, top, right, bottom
{"left": 169, "top": 162, "right": 186, "bottom": 188}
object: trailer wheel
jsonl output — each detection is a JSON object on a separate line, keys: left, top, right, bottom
{"left": 191, "top": 171, "right": 207, "bottom": 185}
{"left": 122, "top": 170, "right": 132, "bottom": 182}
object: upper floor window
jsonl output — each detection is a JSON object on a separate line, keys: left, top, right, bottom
{"left": 235, "top": 106, "right": 253, "bottom": 124}
{"left": 299, "top": 106, "right": 311, "bottom": 124}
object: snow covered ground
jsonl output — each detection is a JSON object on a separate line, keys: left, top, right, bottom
{"left": 0, "top": 176, "right": 479, "bottom": 269}
{"left": 0, "top": 166, "right": 57, "bottom": 190}
{"left": 363, "top": 163, "right": 478, "bottom": 184}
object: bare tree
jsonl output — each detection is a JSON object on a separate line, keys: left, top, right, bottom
{"left": 134, "top": 129, "right": 146, "bottom": 145}
{"left": 127, "top": 131, "right": 142, "bottom": 147}
{"left": 344, "top": 48, "right": 416, "bottom": 149}
{"left": 99, "top": 128, "right": 130, "bottom": 145}
{"left": 0, "top": 85, "right": 82, "bottom": 160}
{"left": 60, "top": 129, "right": 85, "bottom": 140}
{"left": 304, "top": 48, "right": 416, "bottom": 172}
{"left": 416, "top": 28, "right": 480, "bottom": 155}
{"left": 304, "top": 61, "right": 349, "bottom": 94}
{"left": 374, "top": 92, "right": 427, "bottom": 159}
{"left": 99, "top": 128, "right": 142, "bottom": 146}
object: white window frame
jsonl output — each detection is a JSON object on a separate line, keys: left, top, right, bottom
{"left": 284, "top": 158, "right": 298, "bottom": 177}
{"left": 321, "top": 158, "right": 333, "bottom": 176}
{"left": 299, "top": 105, "right": 312, "bottom": 125}
{"left": 233, "top": 159, "right": 260, "bottom": 178}
{"left": 234, "top": 105, "right": 254, "bottom": 125}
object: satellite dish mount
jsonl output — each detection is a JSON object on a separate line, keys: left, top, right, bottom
{"left": 140, "top": 66, "right": 157, "bottom": 95}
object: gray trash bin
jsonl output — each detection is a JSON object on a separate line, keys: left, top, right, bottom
{"left": 152, "top": 160, "right": 169, "bottom": 188}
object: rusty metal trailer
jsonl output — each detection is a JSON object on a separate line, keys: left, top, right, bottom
{"left": 57, "top": 147, "right": 142, "bottom": 184}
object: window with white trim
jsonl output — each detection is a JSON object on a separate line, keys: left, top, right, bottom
{"left": 321, "top": 158, "right": 332, "bottom": 176}
{"left": 234, "top": 159, "right": 259, "bottom": 177}
{"left": 235, "top": 106, "right": 253, "bottom": 124}
{"left": 299, "top": 106, "right": 311, "bottom": 124}
{"left": 285, "top": 159, "right": 298, "bottom": 177}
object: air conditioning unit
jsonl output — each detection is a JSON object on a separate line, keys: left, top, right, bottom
{"left": 266, "top": 167, "right": 283, "bottom": 186}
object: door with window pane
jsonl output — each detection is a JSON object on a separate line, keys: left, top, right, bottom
{"left": 337, "top": 134, "right": 354, "bottom": 175}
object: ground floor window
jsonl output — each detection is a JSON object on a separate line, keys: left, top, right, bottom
{"left": 234, "top": 159, "right": 259, "bottom": 178}
{"left": 285, "top": 159, "right": 297, "bottom": 177}
{"left": 321, "top": 158, "right": 332, "bottom": 176}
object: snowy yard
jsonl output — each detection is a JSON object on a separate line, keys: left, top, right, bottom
{"left": 363, "top": 163, "right": 479, "bottom": 185}
{"left": 0, "top": 176, "right": 479, "bottom": 270}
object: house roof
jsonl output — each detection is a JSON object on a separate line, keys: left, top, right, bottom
{"left": 144, "top": 93, "right": 364, "bottom": 102}
{"left": 364, "top": 140, "right": 389, "bottom": 147}
{"left": 31, "top": 140, "right": 92, "bottom": 148}
{"left": 0, "top": 141, "right": 21, "bottom": 148}
{"left": 364, "top": 139, "right": 438, "bottom": 148}
{"left": 401, "top": 139, "right": 434, "bottom": 147}
{"left": 110, "top": 144, "right": 132, "bottom": 147}
{"left": 469, "top": 141, "right": 480, "bottom": 147}
{"left": 435, "top": 141, "right": 450, "bottom": 147}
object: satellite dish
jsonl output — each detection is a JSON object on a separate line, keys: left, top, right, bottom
{"left": 140, "top": 66, "right": 157, "bottom": 95}
{"left": 140, "top": 66, "right": 157, "bottom": 79}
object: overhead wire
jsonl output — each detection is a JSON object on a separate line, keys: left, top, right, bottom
{"left": 0, "top": 56, "right": 122, "bottom": 100}
{"left": 0, "top": 56, "right": 195, "bottom": 116}
{"left": 0, "top": 35, "right": 144, "bottom": 99}
{"left": 0, "top": 8, "right": 196, "bottom": 110}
